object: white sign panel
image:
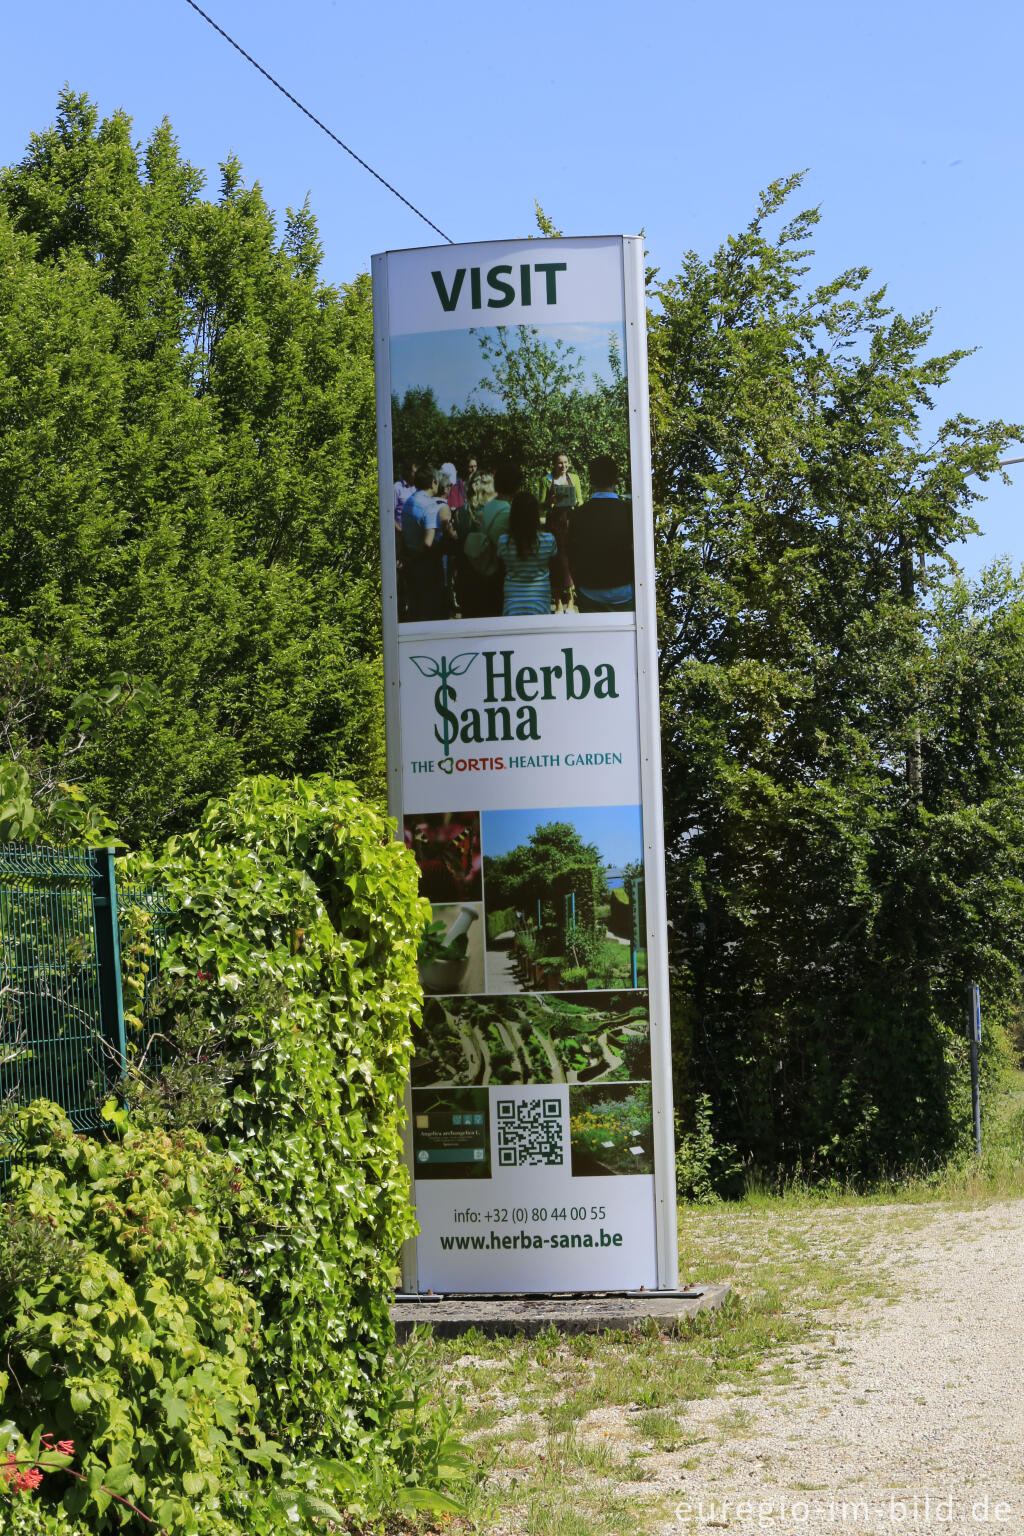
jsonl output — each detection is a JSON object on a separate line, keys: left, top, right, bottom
{"left": 399, "top": 626, "right": 641, "bottom": 812}
{"left": 385, "top": 236, "right": 626, "bottom": 335}
{"left": 373, "top": 235, "right": 676, "bottom": 1294}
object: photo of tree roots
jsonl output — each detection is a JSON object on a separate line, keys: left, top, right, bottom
{"left": 412, "top": 992, "right": 651, "bottom": 1087}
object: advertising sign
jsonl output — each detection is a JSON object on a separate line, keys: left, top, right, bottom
{"left": 372, "top": 235, "right": 676, "bottom": 1292}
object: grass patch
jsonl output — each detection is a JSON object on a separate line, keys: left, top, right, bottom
{"left": 408, "top": 1207, "right": 845, "bottom": 1535}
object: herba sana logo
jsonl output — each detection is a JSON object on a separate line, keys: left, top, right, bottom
{"left": 410, "top": 648, "right": 618, "bottom": 757}
{"left": 410, "top": 651, "right": 479, "bottom": 756}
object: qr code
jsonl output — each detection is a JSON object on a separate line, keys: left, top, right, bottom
{"left": 495, "top": 1097, "right": 564, "bottom": 1168}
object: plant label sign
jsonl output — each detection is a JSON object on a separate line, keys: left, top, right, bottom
{"left": 373, "top": 235, "right": 676, "bottom": 1293}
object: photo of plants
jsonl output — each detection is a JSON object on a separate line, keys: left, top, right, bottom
{"left": 568, "top": 1082, "right": 654, "bottom": 1177}
{"left": 482, "top": 805, "right": 646, "bottom": 993}
{"left": 390, "top": 322, "right": 630, "bottom": 490}
{"left": 412, "top": 992, "right": 650, "bottom": 1087}
{"left": 404, "top": 809, "right": 482, "bottom": 902}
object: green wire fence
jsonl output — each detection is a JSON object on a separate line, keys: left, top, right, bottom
{"left": 0, "top": 843, "right": 168, "bottom": 1147}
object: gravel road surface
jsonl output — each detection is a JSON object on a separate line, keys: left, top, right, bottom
{"left": 654, "top": 1201, "right": 1024, "bottom": 1536}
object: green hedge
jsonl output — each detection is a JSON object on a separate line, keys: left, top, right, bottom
{"left": 607, "top": 885, "right": 631, "bottom": 939}
{"left": 486, "top": 906, "right": 518, "bottom": 942}
{"left": 132, "top": 775, "right": 428, "bottom": 1461}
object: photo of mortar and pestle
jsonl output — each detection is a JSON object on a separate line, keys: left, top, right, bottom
{"left": 418, "top": 904, "right": 484, "bottom": 994}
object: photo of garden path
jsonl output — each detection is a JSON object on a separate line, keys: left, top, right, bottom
{"left": 413, "top": 991, "right": 650, "bottom": 1086}
{"left": 481, "top": 805, "right": 646, "bottom": 993}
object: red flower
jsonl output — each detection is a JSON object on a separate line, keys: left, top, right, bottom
{"left": 57, "top": 1440, "right": 75, "bottom": 1455}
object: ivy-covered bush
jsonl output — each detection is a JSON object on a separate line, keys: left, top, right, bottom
{"left": 0, "top": 1103, "right": 266, "bottom": 1533}
{"left": 131, "top": 775, "right": 427, "bottom": 1462}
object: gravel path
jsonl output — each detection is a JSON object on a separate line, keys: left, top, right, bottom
{"left": 652, "top": 1201, "right": 1024, "bottom": 1536}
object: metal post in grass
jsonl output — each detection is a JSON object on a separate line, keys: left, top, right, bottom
{"left": 92, "top": 847, "right": 127, "bottom": 1081}
{"left": 968, "top": 982, "right": 982, "bottom": 1157}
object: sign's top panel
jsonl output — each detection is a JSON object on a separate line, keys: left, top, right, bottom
{"left": 376, "top": 235, "right": 629, "bottom": 337}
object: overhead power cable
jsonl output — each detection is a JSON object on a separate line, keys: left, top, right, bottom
{"left": 181, "top": 0, "right": 453, "bottom": 243}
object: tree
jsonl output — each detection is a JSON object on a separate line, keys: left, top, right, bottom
{"left": 473, "top": 324, "right": 629, "bottom": 487}
{"left": 0, "top": 91, "right": 384, "bottom": 845}
{"left": 648, "top": 174, "right": 1023, "bottom": 1175}
{"left": 484, "top": 820, "right": 607, "bottom": 913}
{"left": 389, "top": 324, "right": 629, "bottom": 491}
{"left": 390, "top": 385, "right": 453, "bottom": 477}
{"left": 0, "top": 642, "right": 134, "bottom": 842}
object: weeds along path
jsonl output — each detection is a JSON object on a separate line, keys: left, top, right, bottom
{"left": 438, "top": 1197, "right": 1024, "bottom": 1536}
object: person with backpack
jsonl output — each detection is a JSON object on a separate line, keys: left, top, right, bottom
{"left": 401, "top": 466, "right": 447, "bottom": 621}
{"left": 468, "top": 461, "right": 520, "bottom": 618}
{"left": 455, "top": 471, "right": 495, "bottom": 617}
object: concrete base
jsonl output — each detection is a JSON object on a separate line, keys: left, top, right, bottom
{"left": 391, "top": 1283, "right": 731, "bottom": 1340}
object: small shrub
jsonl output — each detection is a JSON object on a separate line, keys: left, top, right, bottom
{"left": 559, "top": 964, "right": 588, "bottom": 989}
{"left": 567, "top": 924, "right": 601, "bottom": 975}
{"left": 345, "top": 1330, "right": 474, "bottom": 1520}
{"left": 0, "top": 1102, "right": 265, "bottom": 1534}
{"left": 676, "top": 1093, "right": 744, "bottom": 1202}
{"left": 0, "top": 1212, "right": 84, "bottom": 1297}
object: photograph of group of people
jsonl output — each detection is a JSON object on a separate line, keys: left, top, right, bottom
{"left": 393, "top": 450, "right": 635, "bottom": 624}
{"left": 387, "top": 312, "right": 637, "bottom": 626}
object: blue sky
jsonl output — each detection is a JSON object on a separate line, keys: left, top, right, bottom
{"left": 3, "top": 0, "right": 1021, "bottom": 577}
{"left": 390, "top": 322, "right": 627, "bottom": 413}
{"left": 482, "top": 805, "right": 643, "bottom": 872}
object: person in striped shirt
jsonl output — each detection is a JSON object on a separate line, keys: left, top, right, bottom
{"left": 496, "top": 492, "right": 557, "bottom": 617}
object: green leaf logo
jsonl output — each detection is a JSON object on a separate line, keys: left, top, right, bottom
{"left": 409, "top": 656, "right": 441, "bottom": 679}
{"left": 409, "top": 652, "right": 479, "bottom": 755}
{"left": 446, "top": 652, "right": 478, "bottom": 677}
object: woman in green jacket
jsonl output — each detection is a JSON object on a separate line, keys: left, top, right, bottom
{"left": 539, "top": 451, "right": 582, "bottom": 612}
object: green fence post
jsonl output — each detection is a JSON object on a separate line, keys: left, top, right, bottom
{"left": 92, "top": 847, "right": 126, "bottom": 1079}
{"left": 627, "top": 876, "right": 645, "bottom": 989}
